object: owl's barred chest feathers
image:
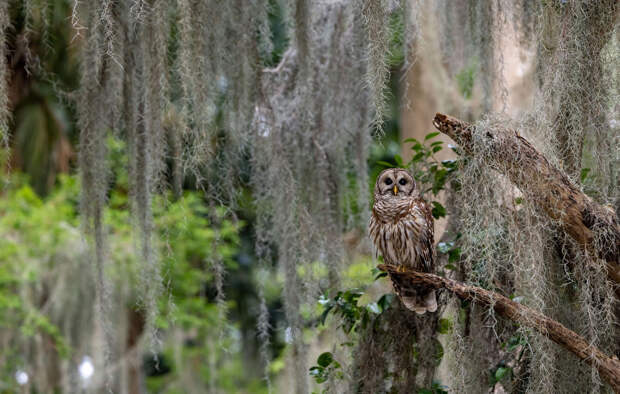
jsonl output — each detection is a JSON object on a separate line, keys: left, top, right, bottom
{"left": 369, "top": 195, "right": 432, "bottom": 270}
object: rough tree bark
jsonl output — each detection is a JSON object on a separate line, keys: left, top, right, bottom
{"left": 378, "top": 264, "right": 620, "bottom": 391}
{"left": 432, "top": 113, "right": 620, "bottom": 285}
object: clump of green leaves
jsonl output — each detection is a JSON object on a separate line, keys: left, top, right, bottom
{"left": 310, "top": 269, "right": 396, "bottom": 389}
{"left": 0, "top": 165, "right": 256, "bottom": 391}
{"left": 0, "top": 175, "right": 79, "bottom": 366}
{"left": 318, "top": 289, "right": 394, "bottom": 334}
{"left": 309, "top": 351, "right": 343, "bottom": 388}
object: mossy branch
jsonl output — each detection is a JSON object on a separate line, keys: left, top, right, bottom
{"left": 432, "top": 113, "right": 620, "bottom": 285}
{"left": 378, "top": 264, "right": 620, "bottom": 390}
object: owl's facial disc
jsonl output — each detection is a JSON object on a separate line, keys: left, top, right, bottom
{"left": 378, "top": 173, "right": 395, "bottom": 196}
{"left": 375, "top": 168, "right": 415, "bottom": 197}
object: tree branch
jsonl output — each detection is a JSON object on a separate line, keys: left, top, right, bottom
{"left": 432, "top": 113, "right": 620, "bottom": 285}
{"left": 378, "top": 264, "right": 620, "bottom": 390}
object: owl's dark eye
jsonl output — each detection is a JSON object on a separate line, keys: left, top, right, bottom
{"left": 384, "top": 178, "right": 393, "bottom": 185}
{"left": 399, "top": 179, "right": 407, "bottom": 185}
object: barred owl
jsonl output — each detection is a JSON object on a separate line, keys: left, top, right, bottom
{"left": 369, "top": 168, "right": 437, "bottom": 314}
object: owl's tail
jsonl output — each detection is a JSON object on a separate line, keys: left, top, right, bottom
{"left": 400, "top": 290, "right": 437, "bottom": 314}
{"left": 390, "top": 275, "right": 437, "bottom": 314}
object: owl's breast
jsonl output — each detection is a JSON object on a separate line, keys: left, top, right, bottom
{"left": 369, "top": 208, "right": 424, "bottom": 267}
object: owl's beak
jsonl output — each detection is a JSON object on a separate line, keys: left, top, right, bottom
{"left": 393, "top": 185, "right": 398, "bottom": 195}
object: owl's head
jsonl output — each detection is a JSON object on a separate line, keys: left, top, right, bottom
{"left": 374, "top": 168, "right": 416, "bottom": 198}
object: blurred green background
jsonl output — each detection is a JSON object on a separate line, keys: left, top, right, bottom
{"left": 0, "top": 1, "right": 404, "bottom": 392}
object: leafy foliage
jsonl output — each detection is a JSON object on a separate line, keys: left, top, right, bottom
{"left": 0, "top": 174, "right": 80, "bottom": 367}
{"left": 310, "top": 267, "right": 397, "bottom": 390}
{"left": 309, "top": 351, "right": 343, "bottom": 387}
{"left": 489, "top": 362, "right": 512, "bottom": 387}
{"left": 0, "top": 163, "right": 270, "bottom": 392}
{"left": 318, "top": 288, "right": 394, "bottom": 335}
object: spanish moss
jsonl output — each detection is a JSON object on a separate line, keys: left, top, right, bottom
{"left": 1, "top": 0, "right": 618, "bottom": 393}
{"left": 0, "top": 0, "right": 8, "bottom": 148}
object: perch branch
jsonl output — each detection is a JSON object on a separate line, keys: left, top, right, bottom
{"left": 432, "top": 113, "right": 620, "bottom": 285}
{"left": 378, "top": 264, "right": 620, "bottom": 390}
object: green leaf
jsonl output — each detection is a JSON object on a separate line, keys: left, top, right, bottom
{"left": 343, "top": 290, "right": 363, "bottom": 303}
{"left": 309, "top": 366, "right": 328, "bottom": 383}
{"left": 317, "top": 352, "right": 334, "bottom": 367}
{"left": 319, "top": 305, "right": 334, "bottom": 325}
{"left": 494, "top": 366, "right": 510, "bottom": 381}
{"left": 441, "top": 159, "right": 458, "bottom": 169}
{"left": 431, "top": 201, "right": 446, "bottom": 219}
{"left": 430, "top": 141, "right": 443, "bottom": 147}
{"left": 410, "top": 142, "right": 424, "bottom": 152}
{"left": 377, "top": 161, "right": 395, "bottom": 168}
{"left": 411, "top": 152, "right": 425, "bottom": 162}
{"left": 394, "top": 154, "right": 404, "bottom": 167}
{"left": 309, "top": 366, "right": 322, "bottom": 375}
{"left": 372, "top": 267, "right": 387, "bottom": 280}
{"left": 374, "top": 271, "right": 388, "bottom": 280}
{"left": 448, "top": 247, "right": 461, "bottom": 263}
{"left": 425, "top": 132, "right": 440, "bottom": 140}
{"left": 580, "top": 168, "right": 590, "bottom": 182}
{"left": 377, "top": 293, "right": 394, "bottom": 312}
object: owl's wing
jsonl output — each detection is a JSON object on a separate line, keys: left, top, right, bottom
{"left": 410, "top": 198, "right": 435, "bottom": 272}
